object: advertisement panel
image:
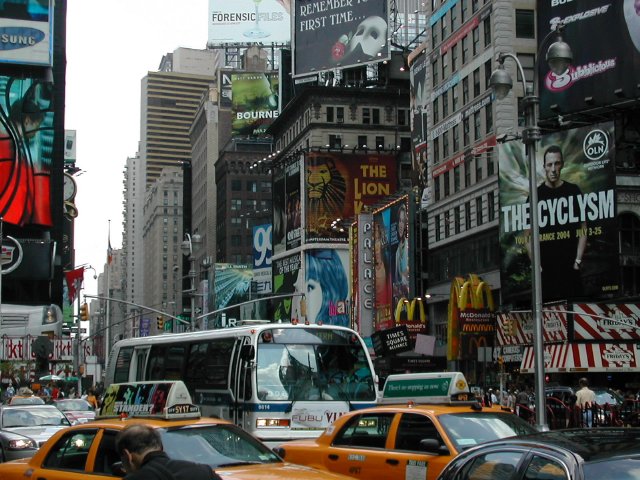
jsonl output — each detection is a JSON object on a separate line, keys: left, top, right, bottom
{"left": 305, "top": 152, "right": 398, "bottom": 243}
{"left": 497, "top": 304, "right": 568, "bottom": 346}
{"left": 300, "top": 249, "right": 350, "bottom": 326}
{"left": 213, "top": 264, "right": 253, "bottom": 323}
{"left": 356, "top": 213, "right": 374, "bottom": 337}
{"left": 252, "top": 224, "right": 273, "bottom": 294}
{"left": 520, "top": 343, "right": 639, "bottom": 373}
{"left": 0, "top": 76, "right": 54, "bottom": 227}
{"left": 272, "top": 253, "right": 301, "bottom": 322}
{"left": 273, "top": 155, "right": 302, "bottom": 256}
{"left": 373, "top": 206, "right": 393, "bottom": 331}
{"left": 231, "top": 72, "right": 279, "bottom": 137}
{"left": 409, "top": 41, "right": 429, "bottom": 157}
{"left": 207, "top": 0, "right": 290, "bottom": 44}
{"left": 498, "top": 122, "right": 618, "bottom": 304}
{"left": 272, "top": 158, "right": 286, "bottom": 256}
{"left": 293, "top": 0, "right": 390, "bottom": 77}
{"left": 537, "top": 1, "right": 640, "bottom": 120}
{"left": 572, "top": 303, "right": 640, "bottom": 342}
{"left": 0, "top": 0, "right": 52, "bottom": 66}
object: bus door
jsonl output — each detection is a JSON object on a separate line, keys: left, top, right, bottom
{"left": 131, "top": 346, "right": 150, "bottom": 381}
{"left": 230, "top": 336, "right": 253, "bottom": 429}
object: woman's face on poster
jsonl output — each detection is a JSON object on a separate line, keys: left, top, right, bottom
{"left": 398, "top": 208, "right": 407, "bottom": 239}
{"left": 305, "top": 278, "right": 323, "bottom": 323}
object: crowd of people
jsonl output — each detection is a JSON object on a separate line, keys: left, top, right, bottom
{"left": 2, "top": 380, "right": 103, "bottom": 407}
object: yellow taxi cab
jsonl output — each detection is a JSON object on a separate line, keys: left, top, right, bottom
{"left": 274, "top": 372, "right": 538, "bottom": 480}
{"left": 0, "top": 380, "right": 352, "bottom": 480}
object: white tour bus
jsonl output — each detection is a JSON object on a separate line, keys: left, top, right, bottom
{"left": 0, "top": 303, "right": 63, "bottom": 337}
{"left": 105, "top": 323, "right": 378, "bottom": 444}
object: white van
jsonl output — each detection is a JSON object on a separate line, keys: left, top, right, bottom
{"left": 0, "top": 303, "right": 63, "bottom": 337}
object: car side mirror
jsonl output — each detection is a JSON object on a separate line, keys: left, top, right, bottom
{"left": 420, "top": 438, "right": 449, "bottom": 455}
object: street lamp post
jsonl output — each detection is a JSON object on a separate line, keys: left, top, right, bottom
{"left": 181, "top": 233, "right": 202, "bottom": 331}
{"left": 489, "top": 25, "right": 572, "bottom": 431}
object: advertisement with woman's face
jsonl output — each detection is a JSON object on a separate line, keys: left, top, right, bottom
{"left": 391, "top": 199, "right": 410, "bottom": 302}
{"left": 294, "top": 249, "right": 350, "bottom": 327}
{"left": 373, "top": 208, "right": 393, "bottom": 331}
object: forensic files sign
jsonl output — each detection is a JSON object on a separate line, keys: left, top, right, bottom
{"left": 207, "top": 0, "right": 290, "bottom": 44}
{"left": 498, "top": 122, "right": 618, "bottom": 304}
{"left": 293, "top": 0, "right": 390, "bottom": 77}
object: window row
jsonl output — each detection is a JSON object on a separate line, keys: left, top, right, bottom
{"left": 433, "top": 190, "right": 497, "bottom": 243}
{"left": 432, "top": 150, "right": 496, "bottom": 203}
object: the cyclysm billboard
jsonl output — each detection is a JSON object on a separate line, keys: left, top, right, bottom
{"left": 293, "top": 0, "right": 390, "bottom": 77}
{"left": 537, "top": 0, "right": 640, "bottom": 119}
{"left": 498, "top": 122, "right": 618, "bottom": 304}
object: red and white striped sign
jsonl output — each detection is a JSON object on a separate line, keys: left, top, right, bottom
{"left": 520, "top": 343, "right": 639, "bottom": 373}
{"left": 573, "top": 303, "right": 640, "bottom": 341}
{"left": 497, "top": 304, "right": 568, "bottom": 346}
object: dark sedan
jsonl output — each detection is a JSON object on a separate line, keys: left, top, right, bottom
{"left": 437, "top": 428, "right": 640, "bottom": 480}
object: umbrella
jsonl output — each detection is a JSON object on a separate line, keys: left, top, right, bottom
{"left": 39, "top": 374, "right": 63, "bottom": 381}
{"left": 63, "top": 376, "right": 79, "bottom": 382}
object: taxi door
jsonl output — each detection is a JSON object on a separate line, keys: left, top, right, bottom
{"left": 391, "top": 412, "right": 453, "bottom": 480}
{"left": 321, "top": 411, "right": 399, "bottom": 480}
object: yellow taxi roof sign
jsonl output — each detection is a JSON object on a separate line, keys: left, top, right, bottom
{"left": 98, "top": 381, "right": 201, "bottom": 420}
{"left": 380, "top": 372, "right": 470, "bottom": 404}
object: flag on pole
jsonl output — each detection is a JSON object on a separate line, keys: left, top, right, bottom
{"left": 107, "top": 220, "right": 113, "bottom": 265}
{"left": 65, "top": 267, "right": 84, "bottom": 303}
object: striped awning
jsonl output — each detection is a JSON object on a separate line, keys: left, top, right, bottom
{"left": 520, "top": 343, "right": 639, "bottom": 373}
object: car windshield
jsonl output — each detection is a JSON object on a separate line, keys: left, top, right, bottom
{"left": 438, "top": 412, "right": 537, "bottom": 451}
{"left": 161, "top": 424, "right": 282, "bottom": 467}
{"left": 57, "top": 400, "right": 92, "bottom": 411}
{"left": 595, "top": 390, "right": 623, "bottom": 405}
{"left": 2, "top": 407, "right": 70, "bottom": 428}
{"left": 584, "top": 457, "right": 640, "bottom": 479}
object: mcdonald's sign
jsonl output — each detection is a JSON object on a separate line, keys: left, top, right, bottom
{"left": 394, "top": 298, "right": 427, "bottom": 323}
{"left": 447, "top": 274, "right": 495, "bottom": 361}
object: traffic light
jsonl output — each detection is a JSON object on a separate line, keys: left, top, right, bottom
{"left": 79, "top": 303, "right": 90, "bottom": 321}
{"left": 157, "top": 316, "right": 164, "bottom": 330}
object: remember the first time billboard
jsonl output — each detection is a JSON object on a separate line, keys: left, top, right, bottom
{"left": 537, "top": 0, "right": 640, "bottom": 119}
{"left": 498, "top": 122, "right": 618, "bottom": 304}
{"left": 293, "top": 0, "right": 390, "bottom": 77}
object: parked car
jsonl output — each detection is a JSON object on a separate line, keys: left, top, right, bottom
{"left": 4, "top": 396, "right": 45, "bottom": 406}
{"left": 0, "top": 405, "right": 71, "bottom": 462}
{"left": 53, "top": 399, "right": 96, "bottom": 424}
{"left": 545, "top": 386, "right": 623, "bottom": 406}
{"left": 437, "top": 428, "right": 640, "bottom": 480}
{"left": 275, "top": 372, "right": 537, "bottom": 480}
{"left": 0, "top": 380, "right": 354, "bottom": 480}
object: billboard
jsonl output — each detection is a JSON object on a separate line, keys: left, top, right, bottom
{"left": 302, "top": 249, "right": 350, "bottom": 327}
{"left": 373, "top": 206, "right": 393, "bottom": 331}
{"left": 0, "top": 0, "right": 52, "bottom": 66}
{"left": 537, "top": 0, "right": 640, "bottom": 119}
{"left": 207, "top": 0, "right": 290, "bottom": 44}
{"left": 572, "top": 303, "right": 640, "bottom": 342}
{"left": 213, "top": 264, "right": 253, "bottom": 321}
{"left": 498, "top": 122, "right": 618, "bottom": 304}
{"left": 305, "top": 152, "right": 398, "bottom": 243}
{"left": 409, "top": 41, "right": 428, "bottom": 158}
{"left": 272, "top": 253, "right": 301, "bottom": 323}
{"left": 0, "top": 76, "right": 54, "bottom": 227}
{"left": 252, "top": 224, "right": 273, "bottom": 294}
{"left": 273, "top": 155, "right": 302, "bottom": 256}
{"left": 293, "top": 0, "right": 390, "bottom": 77}
{"left": 231, "top": 72, "right": 279, "bottom": 137}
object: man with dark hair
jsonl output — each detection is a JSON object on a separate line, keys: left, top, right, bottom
{"left": 115, "top": 424, "right": 220, "bottom": 480}
{"left": 530, "top": 145, "right": 588, "bottom": 301}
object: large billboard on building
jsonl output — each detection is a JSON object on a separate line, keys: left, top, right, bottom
{"left": 303, "top": 249, "right": 350, "bottom": 327}
{"left": 231, "top": 72, "right": 279, "bottom": 137}
{"left": 498, "top": 122, "right": 618, "bottom": 304}
{"left": 537, "top": 1, "right": 640, "bottom": 119}
{"left": 272, "top": 252, "right": 301, "bottom": 322}
{"left": 273, "top": 155, "right": 302, "bottom": 256}
{"left": 207, "top": 0, "right": 290, "bottom": 45}
{"left": 373, "top": 205, "right": 393, "bottom": 331}
{"left": 252, "top": 224, "right": 272, "bottom": 294}
{"left": 572, "top": 303, "right": 640, "bottom": 342}
{"left": 0, "top": 0, "right": 52, "bottom": 66}
{"left": 0, "top": 76, "right": 54, "bottom": 227}
{"left": 409, "top": 40, "right": 428, "bottom": 181}
{"left": 355, "top": 213, "right": 374, "bottom": 337}
{"left": 304, "top": 152, "right": 397, "bottom": 243}
{"left": 292, "top": 0, "right": 390, "bottom": 77}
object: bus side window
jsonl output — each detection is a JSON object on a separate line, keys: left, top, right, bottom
{"left": 147, "top": 347, "right": 166, "bottom": 380}
{"left": 165, "top": 345, "right": 185, "bottom": 380}
{"left": 114, "top": 347, "right": 133, "bottom": 383}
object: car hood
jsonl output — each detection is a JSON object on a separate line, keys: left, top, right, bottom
{"left": 217, "top": 462, "right": 348, "bottom": 479}
{"left": 4, "top": 426, "right": 67, "bottom": 444}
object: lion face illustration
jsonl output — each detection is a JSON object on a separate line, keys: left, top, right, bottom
{"left": 306, "top": 155, "right": 346, "bottom": 228}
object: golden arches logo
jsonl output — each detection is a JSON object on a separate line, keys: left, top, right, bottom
{"left": 393, "top": 298, "right": 426, "bottom": 323}
{"left": 447, "top": 274, "right": 495, "bottom": 361}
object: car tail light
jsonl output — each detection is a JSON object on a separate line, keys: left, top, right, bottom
{"left": 256, "top": 418, "right": 291, "bottom": 428}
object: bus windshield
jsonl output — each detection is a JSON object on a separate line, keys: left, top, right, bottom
{"left": 256, "top": 329, "right": 376, "bottom": 402}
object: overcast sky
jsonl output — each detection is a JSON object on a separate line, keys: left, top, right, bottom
{"left": 65, "top": 0, "right": 208, "bottom": 294}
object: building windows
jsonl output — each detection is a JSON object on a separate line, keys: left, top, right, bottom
{"left": 483, "top": 16, "right": 491, "bottom": 47}
{"left": 451, "top": 44, "right": 458, "bottom": 72}
{"left": 231, "top": 235, "right": 241, "bottom": 246}
{"left": 231, "top": 217, "right": 241, "bottom": 225}
{"left": 362, "top": 107, "right": 371, "bottom": 124}
{"left": 444, "top": 170, "right": 450, "bottom": 196}
{"left": 462, "top": 36, "right": 468, "bottom": 64}
{"left": 454, "top": 206, "right": 461, "bottom": 234}
{"left": 372, "top": 108, "right": 380, "bottom": 124}
{"left": 433, "top": 98, "right": 439, "bottom": 124}
{"left": 472, "top": 0, "right": 479, "bottom": 13}
{"left": 434, "top": 175, "right": 441, "bottom": 201}
{"left": 476, "top": 197, "right": 483, "bottom": 226}
{"left": 433, "top": 137, "right": 440, "bottom": 163}
{"left": 461, "top": 0, "right": 468, "bottom": 23}
{"left": 432, "top": 24, "right": 438, "bottom": 48}
{"left": 247, "top": 180, "right": 257, "bottom": 192}
{"left": 487, "top": 147, "right": 495, "bottom": 176}
{"left": 485, "top": 105, "right": 493, "bottom": 133}
{"left": 443, "top": 131, "right": 450, "bottom": 158}
{"left": 435, "top": 214, "right": 441, "bottom": 241}
{"left": 472, "top": 27, "right": 479, "bottom": 56}
{"left": 375, "top": 136, "right": 385, "bottom": 149}
{"left": 336, "top": 106, "right": 344, "bottom": 122}
{"left": 444, "top": 211, "right": 451, "bottom": 237}
{"left": 475, "top": 148, "right": 483, "bottom": 180}
{"left": 326, "top": 106, "right": 334, "bottom": 122}
{"left": 463, "top": 117, "right": 470, "bottom": 146}
{"left": 473, "top": 68, "right": 480, "bottom": 97}
{"left": 463, "top": 77, "right": 469, "bottom": 105}
{"left": 358, "top": 135, "right": 368, "bottom": 148}
{"left": 442, "top": 91, "right": 449, "bottom": 117}
{"left": 487, "top": 191, "right": 495, "bottom": 221}
{"left": 465, "top": 201, "right": 472, "bottom": 230}
{"left": 231, "top": 199, "right": 242, "bottom": 210}
{"left": 453, "top": 124, "right": 460, "bottom": 152}
{"left": 432, "top": 58, "right": 439, "bottom": 85}
{"left": 231, "top": 179, "right": 241, "bottom": 191}
{"left": 451, "top": 4, "right": 458, "bottom": 31}
{"left": 474, "top": 110, "right": 481, "bottom": 140}
{"left": 453, "top": 84, "right": 459, "bottom": 111}
{"left": 442, "top": 51, "right": 448, "bottom": 79}
{"left": 484, "top": 58, "right": 492, "bottom": 92}
{"left": 454, "top": 166, "right": 460, "bottom": 192}
{"left": 516, "top": 9, "right": 535, "bottom": 38}
{"left": 517, "top": 53, "right": 536, "bottom": 90}
{"left": 465, "top": 157, "right": 472, "bottom": 186}
{"left": 329, "top": 134, "right": 342, "bottom": 149}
